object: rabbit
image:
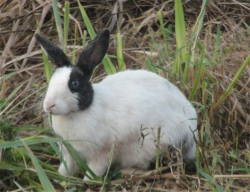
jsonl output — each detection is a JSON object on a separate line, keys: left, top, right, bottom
{"left": 35, "top": 29, "right": 197, "bottom": 181}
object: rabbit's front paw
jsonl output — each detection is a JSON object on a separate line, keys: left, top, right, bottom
{"left": 58, "top": 163, "right": 69, "bottom": 176}
{"left": 58, "top": 160, "right": 77, "bottom": 176}
{"left": 83, "top": 160, "right": 108, "bottom": 182}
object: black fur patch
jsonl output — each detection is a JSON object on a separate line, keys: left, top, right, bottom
{"left": 35, "top": 33, "right": 72, "bottom": 68}
{"left": 68, "top": 67, "right": 94, "bottom": 110}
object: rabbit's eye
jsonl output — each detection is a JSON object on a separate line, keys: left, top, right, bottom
{"left": 71, "top": 80, "right": 79, "bottom": 88}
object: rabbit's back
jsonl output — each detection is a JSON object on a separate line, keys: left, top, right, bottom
{"left": 99, "top": 70, "right": 196, "bottom": 126}
{"left": 91, "top": 70, "right": 197, "bottom": 163}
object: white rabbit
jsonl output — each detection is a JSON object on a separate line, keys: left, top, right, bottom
{"left": 35, "top": 29, "right": 197, "bottom": 181}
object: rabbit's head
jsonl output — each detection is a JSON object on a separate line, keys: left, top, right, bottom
{"left": 35, "top": 29, "right": 110, "bottom": 115}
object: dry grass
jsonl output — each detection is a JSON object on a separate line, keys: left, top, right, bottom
{"left": 1, "top": 0, "right": 250, "bottom": 191}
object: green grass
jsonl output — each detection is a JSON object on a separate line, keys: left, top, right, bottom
{"left": 77, "top": 0, "right": 116, "bottom": 75}
{"left": 173, "top": 0, "right": 188, "bottom": 81}
{"left": 1, "top": 0, "right": 250, "bottom": 191}
{"left": 212, "top": 55, "right": 250, "bottom": 111}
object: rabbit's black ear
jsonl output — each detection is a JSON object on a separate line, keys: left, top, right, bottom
{"left": 35, "top": 34, "right": 72, "bottom": 68}
{"left": 76, "top": 29, "right": 110, "bottom": 80}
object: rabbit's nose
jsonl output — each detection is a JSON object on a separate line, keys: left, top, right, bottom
{"left": 44, "top": 98, "right": 56, "bottom": 113}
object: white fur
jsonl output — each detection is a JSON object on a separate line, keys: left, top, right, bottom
{"left": 43, "top": 67, "right": 79, "bottom": 114}
{"left": 44, "top": 69, "right": 197, "bottom": 180}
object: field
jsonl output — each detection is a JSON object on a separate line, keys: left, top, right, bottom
{"left": 0, "top": 0, "right": 250, "bottom": 191}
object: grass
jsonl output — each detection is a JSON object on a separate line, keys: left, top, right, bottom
{"left": 1, "top": 0, "right": 250, "bottom": 191}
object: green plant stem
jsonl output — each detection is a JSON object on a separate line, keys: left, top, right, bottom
{"left": 63, "top": 1, "right": 70, "bottom": 52}
{"left": 174, "top": 0, "right": 187, "bottom": 82}
{"left": 189, "top": 45, "right": 205, "bottom": 100}
{"left": 52, "top": 0, "right": 63, "bottom": 46}
{"left": 117, "top": 31, "right": 126, "bottom": 71}
{"left": 77, "top": 0, "right": 116, "bottom": 74}
{"left": 101, "top": 143, "right": 114, "bottom": 191}
{"left": 22, "top": 141, "right": 55, "bottom": 192}
{"left": 157, "top": 11, "right": 169, "bottom": 55}
{"left": 212, "top": 55, "right": 250, "bottom": 111}
{"left": 155, "top": 127, "right": 161, "bottom": 170}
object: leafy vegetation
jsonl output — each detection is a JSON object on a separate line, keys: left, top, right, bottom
{"left": 0, "top": 0, "right": 250, "bottom": 191}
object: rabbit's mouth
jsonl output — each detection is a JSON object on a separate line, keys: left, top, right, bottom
{"left": 45, "top": 106, "right": 79, "bottom": 116}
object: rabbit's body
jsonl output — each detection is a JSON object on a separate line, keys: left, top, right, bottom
{"left": 52, "top": 69, "right": 197, "bottom": 178}
{"left": 35, "top": 29, "right": 197, "bottom": 181}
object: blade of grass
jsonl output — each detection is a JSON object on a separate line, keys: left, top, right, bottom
{"left": 243, "top": 21, "right": 250, "bottom": 35}
{"left": 117, "top": 31, "right": 126, "bottom": 71}
{"left": 145, "top": 58, "right": 156, "bottom": 73}
{"left": 149, "top": 35, "right": 154, "bottom": 54}
{"left": 13, "top": 180, "right": 28, "bottom": 192}
{"left": 172, "top": 45, "right": 186, "bottom": 77}
{"left": 196, "top": 163, "right": 224, "bottom": 191}
{"left": 172, "top": 51, "right": 180, "bottom": 76}
{"left": 212, "top": 55, "right": 250, "bottom": 111}
{"left": 42, "top": 52, "right": 53, "bottom": 83}
{"left": 13, "top": 146, "right": 28, "bottom": 169}
{"left": 62, "top": 141, "right": 96, "bottom": 180}
{"left": 213, "top": 25, "right": 221, "bottom": 65}
{"left": 167, "top": 24, "right": 173, "bottom": 42}
{"left": 201, "top": 81, "right": 208, "bottom": 105}
{"left": 0, "top": 83, "right": 24, "bottom": 116}
{"left": 190, "top": 0, "right": 208, "bottom": 60}
{"left": 0, "top": 83, "right": 23, "bottom": 111}
{"left": 82, "top": 30, "right": 87, "bottom": 48}
{"left": 155, "top": 127, "right": 161, "bottom": 170}
{"left": 1, "top": 85, "right": 46, "bottom": 118}
{"left": 63, "top": 1, "right": 70, "bottom": 52}
{"left": 22, "top": 140, "right": 55, "bottom": 192}
{"left": 71, "top": 23, "right": 78, "bottom": 64}
{"left": 77, "top": 0, "right": 95, "bottom": 39}
{"left": 0, "top": 163, "right": 26, "bottom": 173}
{"left": 0, "top": 137, "right": 61, "bottom": 149}
{"left": 223, "top": 45, "right": 234, "bottom": 57}
{"left": 0, "top": 72, "right": 16, "bottom": 81}
{"left": 189, "top": 44, "right": 205, "bottom": 100}
{"left": 101, "top": 143, "right": 114, "bottom": 191}
{"left": 77, "top": 0, "right": 116, "bottom": 75}
{"left": 157, "top": 11, "right": 169, "bottom": 56}
{"left": 174, "top": 0, "right": 187, "bottom": 81}
{"left": 52, "top": 0, "right": 63, "bottom": 46}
